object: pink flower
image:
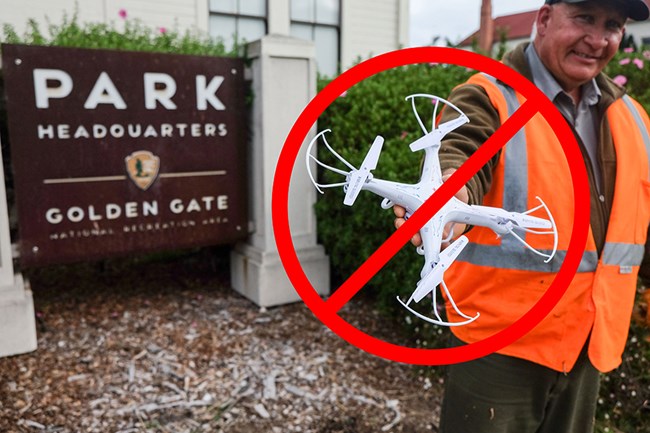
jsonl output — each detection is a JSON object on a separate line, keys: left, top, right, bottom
{"left": 633, "top": 58, "right": 644, "bottom": 69}
{"left": 624, "top": 47, "right": 634, "bottom": 53}
{"left": 431, "top": 98, "right": 438, "bottom": 104}
{"left": 118, "top": 8, "right": 127, "bottom": 19}
{"left": 339, "top": 90, "right": 347, "bottom": 98}
{"left": 613, "top": 75, "right": 628, "bottom": 86}
{"left": 643, "top": 50, "right": 650, "bottom": 60}
{"left": 619, "top": 58, "right": 631, "bottom": 65}
{"left": 159, "top": 26, "right": 167, "bottom": 34}
{"left": 400, "top": 131, "right": 409, "bottom": 140}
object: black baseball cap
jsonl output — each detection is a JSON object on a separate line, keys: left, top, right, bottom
{"left": 545, "top": 0, "right": 650, "bottom": 21}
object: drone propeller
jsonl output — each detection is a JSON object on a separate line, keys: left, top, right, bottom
{"left": 408, "top": 131, "right": 436, "bottom": 153}
{"left": 409, "top": 115, "right": 469, "bottom": 152}
{"left": 436, "top": 115, "right": 471, "bottom": 138}
{"left": 343, "top": 135, "right": 384, "bottom": 206}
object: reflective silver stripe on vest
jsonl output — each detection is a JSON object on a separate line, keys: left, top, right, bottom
{"left": 622, "top": 95, "right": 650, "bottom": 177}
{"left": 610, "top": 96, "right": 650, "bottom": 268}
{"left": 602, "top": 242, "right": 645, "bottom": 267}
{"left": 483, "top": 75, "right": 530, "bottom": 254}
{"left": 493, "top": 80, "right": 529, "bottom": 215}
{"left": 461, "top": 243, "right": 599, "bottom": 272}
{"left": 459, "top": 76, "right": 604, "bottom": 272}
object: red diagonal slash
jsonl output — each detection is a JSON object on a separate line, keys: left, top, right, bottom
{"left": 324, "top": 99, "right": 539, "bottom": 313}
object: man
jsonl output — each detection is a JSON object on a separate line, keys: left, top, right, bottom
{"left": 394, "top": 1, "right": 650, "bottom": 432}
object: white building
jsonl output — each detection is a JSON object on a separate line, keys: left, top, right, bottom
{"left": 0, "top": 0, "right": 409, "bottom": 357}
{"left": 0, "top": 0, "right": 409, "bottom": 77}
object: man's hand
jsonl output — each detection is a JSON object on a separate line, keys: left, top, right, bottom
{"left": 393, "top": 169, "right": 470, "bottom": 248}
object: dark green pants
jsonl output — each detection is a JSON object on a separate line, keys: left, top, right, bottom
{"left": 440, "top": 336, "right": 600, "bottom": 433}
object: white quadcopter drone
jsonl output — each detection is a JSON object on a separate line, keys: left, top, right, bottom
{"left": 306, "top": 93, "right": 558, "bottom": 327}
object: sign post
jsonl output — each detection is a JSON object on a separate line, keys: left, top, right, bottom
{"left": 0, "top": 135, "right": 36, "bottom": 357}
{"left": 230, "top": 35, "right": 330, "bottom": 306}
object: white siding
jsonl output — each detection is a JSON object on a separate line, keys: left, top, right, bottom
{"left": 0, "top": 0, "right": 105, "bottom": 35}
{"left": 0, "top": 0, "right": 408, "bottom": 74}
{"left": 0, "top": 0, "right": 209, "bottom": 39}
{"left": 627, "top": 20, "right": 650, "bottom": 46}
{"left": 341, "top": 0, "right": 407, "bottom": 69}
{"left": 105, "top": 0, "right": 206, "bottom": 33}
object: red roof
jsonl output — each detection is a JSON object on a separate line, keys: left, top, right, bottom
{"left": 460, "top": 0, "right": 650, "bottom": 48}
{"left": 459, "top": 10, "right": 537, "bottom": 47}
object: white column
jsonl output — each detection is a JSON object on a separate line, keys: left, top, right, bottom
{"left": 195, "top": 0, "right": 210, "bottom": 33}
{"left": 231, "top": 35, "right": 330, "bottom": 306}
{"left": 397, "top": 0, "right": 410, "bottom": 47}
{"left": 268, "top": 0, "right": 291, "bottom": 35}
{"left": 0, "top": 137, "right": 36, "bottom": 358}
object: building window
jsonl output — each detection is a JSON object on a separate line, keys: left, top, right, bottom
{"left": 290, "top": 0, "right": 340, "bottom": 77}
{"left": 209, "top": 0, "right": 267, "bottom": 50}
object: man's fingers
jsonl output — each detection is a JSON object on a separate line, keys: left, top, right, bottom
{"left": 394, "top": 217, "right": 422, "bottom": 246}
{"left": 393, "top": 205, "right": 406, "bottom": 218}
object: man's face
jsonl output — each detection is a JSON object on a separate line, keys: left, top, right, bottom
{"left": 535, "top": 1, "right": 626, "bottom": 92}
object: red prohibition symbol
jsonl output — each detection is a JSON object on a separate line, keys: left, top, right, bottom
{"left": 272, "top": 47, "right": 590, "bottom": 365}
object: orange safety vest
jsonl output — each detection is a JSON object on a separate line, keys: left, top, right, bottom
{"left": 445, "top": 73, "right": 650, "bottom": 373}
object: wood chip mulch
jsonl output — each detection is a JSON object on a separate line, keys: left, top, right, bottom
{"left": 0, "top": 250, "right": 443, "bottom": 433}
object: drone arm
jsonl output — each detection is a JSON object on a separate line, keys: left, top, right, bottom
{"left": 444, "top": 198, "right": 559, "bottom": 262}
{"left": 444, "top": 204, "right": 511, "bottom": 236}
{"left": 436, "top": 115, "right": 470, "bottom": 136}
{"left": 420, "top": 146, "right": 444, "bottom": 188}
{"left": 363, "top": 178, "right": 423, "bottom": 216}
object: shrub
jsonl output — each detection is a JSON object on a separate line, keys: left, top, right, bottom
{"left": 605, "top": 48, "right": 650, "bottom": 112}
{"left": 595, "top": 292, "right": 650, "bottom": 433}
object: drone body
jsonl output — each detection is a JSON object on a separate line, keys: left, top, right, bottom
{"left": 307, "top": 94, "right": 558, "bottom": 326}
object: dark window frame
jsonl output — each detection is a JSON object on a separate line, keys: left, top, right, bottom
{"left": 289, "top": 0, "right": 342, "bottom": 76}
{"left": 209, "top": 0, "right": 269, "bottom": 47}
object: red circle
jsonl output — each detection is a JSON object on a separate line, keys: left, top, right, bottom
{"left": 272, "top": 47, "right": 590, "bottom": 365}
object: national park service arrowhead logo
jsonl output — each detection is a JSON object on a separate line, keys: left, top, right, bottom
{"left": 125, "top": 151, "right": 160, "bottom": 190}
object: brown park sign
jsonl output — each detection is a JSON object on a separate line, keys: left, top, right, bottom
{"left": 1, "top": 44, "right": 248, "bottom": 266}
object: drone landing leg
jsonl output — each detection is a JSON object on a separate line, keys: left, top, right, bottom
{"left": 439, "top": 280, "right": 478, "bottom": 322}
{"left": 396, "top": 296, "right": 479, "bottom": 327}
{"left": 396, "top": 280, "right": 480, "bottom": 327}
